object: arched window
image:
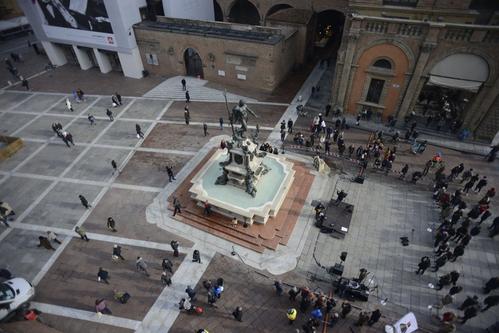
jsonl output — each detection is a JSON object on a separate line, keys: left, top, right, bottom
{"left": 373, "top": 59, "right": 392, "bottom": 69}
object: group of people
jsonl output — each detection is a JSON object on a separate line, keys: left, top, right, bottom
{"left": 273, "top": 281, "right": 382, "bottom": 332}
{"left": 51, "top": 122, "right": 74, "bottom": 148}
{"left": 259, "top": 142, "right": 280, "bottom": 155}
{"left": 413, "top": 159, "right": 498, "bottom": 330}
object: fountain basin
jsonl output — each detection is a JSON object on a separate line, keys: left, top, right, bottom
{"left": 189, "top": 149, "right": 295, "bottom": 224}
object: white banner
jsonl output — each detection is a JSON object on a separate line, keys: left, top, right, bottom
{"left": 42, "top": 24, "right": 116, "bottom": 48}
{"left": 385, "top": 312, "right": 418, "bottom": 333}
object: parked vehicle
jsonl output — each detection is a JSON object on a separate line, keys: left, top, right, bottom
{"left": 0, "top": 278, "right": 35, "bottom": 322}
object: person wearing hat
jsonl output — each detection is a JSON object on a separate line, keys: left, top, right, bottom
{"left": 286, "top": 308, "right": 297, "bottom": 325}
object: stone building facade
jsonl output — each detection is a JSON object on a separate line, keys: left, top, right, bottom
{"left": 134, "top": 17, "right": 300, "bottom": 92}
{"left": 331, "top": 1, "right": 499, "bottom": 140}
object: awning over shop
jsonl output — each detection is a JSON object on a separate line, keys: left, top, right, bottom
{"left": 428, "top": 53, "right": 489, "bottom": 92}
{"left": 428, "top": 75, "right": 482, "bottom": 93}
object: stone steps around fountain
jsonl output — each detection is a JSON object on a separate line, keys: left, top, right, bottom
{"left": 167, "top": 203, "right": 266, "bottom": 249}
{"left": 171, "top": 210, "right": 266, "bottom": 253}
{"left": 277, "top": 168, "right": 314, "bottom": 244}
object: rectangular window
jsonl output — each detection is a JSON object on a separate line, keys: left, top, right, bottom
{"left": 366, "top": 79, "right": 385, "bottom": 104}
{"left": 383, "top": 0, "right": 418, "bottom": 7}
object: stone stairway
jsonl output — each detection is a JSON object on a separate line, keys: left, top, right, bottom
{"left": 143, "top": 76, "right": 258, "bottom": 103}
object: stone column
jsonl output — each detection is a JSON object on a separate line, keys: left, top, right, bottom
{"left": 118, "top": 47, "right": 144, "bottom": 79}
{"left": 72, "top": 45, "right": 93, "bottom": 70}
{"left": 40, "top": 41, "right": 67, "bottom": 66}
{"left": 396, "top": 42, "right": 434, "bottom": 120}
{"left": 336, "top": 32, "right": 360, "bottom": 109}
{"left": 463, "top": 79, "right": 499, "bottom": 133}
{"left": 93, "top": 48, "right": 112, "bottom": 74}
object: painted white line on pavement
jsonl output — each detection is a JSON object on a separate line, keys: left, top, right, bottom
{"left": 11, "top": 222, "right": 190, "bottom": 254}
{"left": 30, "top": 302, "right": 141, "bottom": 330}
{"left": 135, "top": 246, "right": 215, "bottom": 333}
{"left": 32, "top": 236, "right": 71, "bottom": 285}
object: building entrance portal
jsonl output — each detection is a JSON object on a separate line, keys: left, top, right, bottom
{"left": 184, "top": 48, "right": 204, "bottom": 78}
{"left": 413, "top": 53, "right": 489, "bottom": 134}
{"left": 315, "top": 10, "right": 345, "bottom": 58}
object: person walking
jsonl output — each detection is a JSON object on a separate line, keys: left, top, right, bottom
{"left": 449, "top": 285, "right": 463, "bottom": 296}
{"left": 416, "top": 256, "right": 431, "bottom": 275}
{"left": 107, "top": 217, "right": 117, "bottom": 232}
{"left": 95, "top": 299, "right": 112, "bottom": 315}
{"left": 111, "top": 160, "right": 118, "bottom": 174}
{"left": 432, "top": 252, "right": 449, "bottom": 272}
{"left": 288, "top": 286, "right": 299, "bottom": 301}
{"left": 436, "top": 273, "right": 452, "bottom": 290}
{"left": 287, "top": 119, "right": 293, "bottom": 134}
{"left": 75, "top": 226, "right": 89, "bottom": 241}
{"left": 171, "top": 240, "right": 179, "bottom": 257}
{"left": 79, "top": 194, "right": 91, "bottom": 209}
{"left": 184, "top": 287, "right": 197, "bottom": 305}
{"left": 112, "top": 245, "right": 125, "bottom": 260}
{"left": 106, "top": 108, "right": 114, "bottom": 121}
{"left": 161, "top": 271, "right": 172, "bottom": 286}
{"left": 135, "top": 124, "right": 144, "bottom": 139}
{"left": 181, "top": 78, "right": 186, "bottom": 91}
{"left": 232, "top": 306, "right": 243, "bottom": 322}
{"left": 204, "top": 201, "right": 212, "bottom": 216}
{"left": 88, "top": 114, "right": 96, "bottom": 126}
{"left": 21, "top": 78, "right": 29, "bottom": 90}
{"left": 355, "top": 311, "right": 370, "bottom": 326}
{"left": 185, "top": 90, "right": 190, "bottom": 103}
{"left": 166, "top": 165, "right": 175, "bottom": 182}
{"left": 422, "top": 159, "right": 432, "bottom": 177}
{"left": 46, "top": 231, "right": 62, "bottom": 244}
{"left": 64, "top": 132, "right": 75, "bottom": 146}
{"left": 340, "top": 302, "right": 352, "bottom": 318}
{"left": 136, "top": 256, "right": 150, "bottom": 276}
{"left": 489, "top": 217, "right": 499, "bottom": 238}
{"left": 458, "top": 295, "right": 479, "bottom": 310}
{"left": 219, "top": 117, "right": 224, "bottom": 130}
{"left": 162, "top": 258, "right": 173, "bottom": 274}
{"left": 207, "top": 289, "right": 218, "bottom": 307}
{"left": 474, "top": 176, "right": 487, "bottom": 193}
{"left": 481, "top": 295, "right": 499, "bottom": 312}
{"left": 368, "top": 309, "right": 381, "bottom": 326}
{"left": 37, "top": 236, "right": 55, "bottom": 250}
{"left": 66, "top": 98, "right": 74, "bottom": 112}
{"left": 97, "top": 267, "right": 110, "bottom": 284}
{"left": 459, "top": 305, "right": 479, "bottom": 324}
{"left": 400, "top": 164, "right": 409, "bottom": 180}
{"left": 184, "top": 106, "right": 190, "bottom": 125}
{"left": 273, "top": 280, "right": 284, "bottom": 296}
{"left": 192, "top": 249, "right": 201, "bottom": 263}
{"left": 286, "top": 308, "right": 297, "bottom": 325}
{"left": 173, "top": 199, "right": 181, "bottom": 216}
{"left": 450, "top": 271, "right": 460, "bottom": 286}
{"left": 483, "top": 276, "right": 499, "bottom": 294}
{"left": 115, "top": 92, "right": 122, "bottom": 105}
{"left": 203, "top": 123, "right": 208, "bottom": 136}
{"left": 111, "top": 94, "right": 119, "bottom": 107}
{"left": 449, "top": 244, "right": 465, "bottom": 262}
